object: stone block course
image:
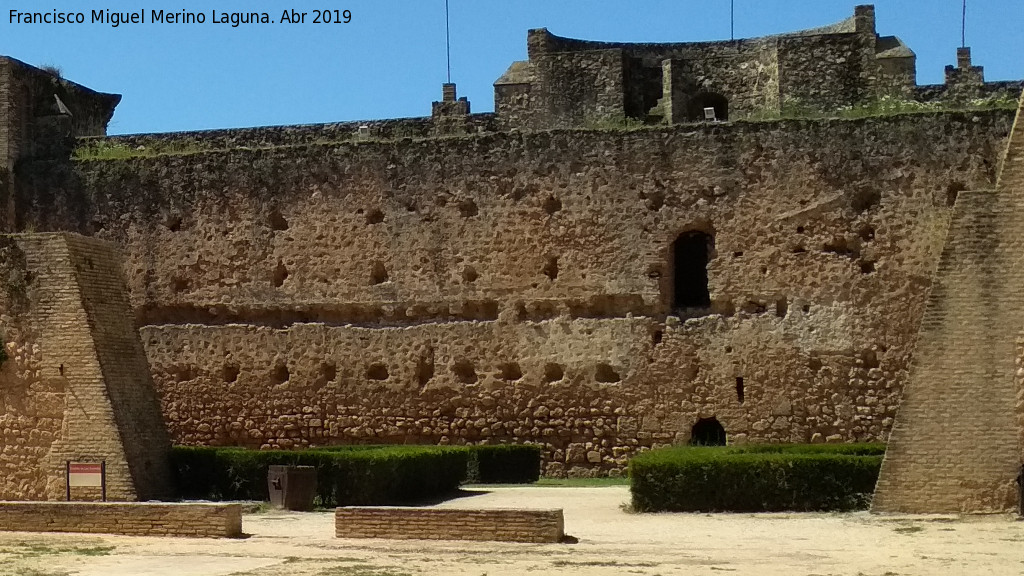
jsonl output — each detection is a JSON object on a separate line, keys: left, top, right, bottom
{"left": 0, "top": 501, "right": 242, "bottom": 538}
{"left": 335, "top": 507, "right": 564, "bottom": 543}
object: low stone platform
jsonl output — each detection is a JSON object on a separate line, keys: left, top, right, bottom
{"left": 0, "top": 501, "right": 243, "bottom": 538}
{"left": 335, "top": 507, "right": 565, "bottom": 543}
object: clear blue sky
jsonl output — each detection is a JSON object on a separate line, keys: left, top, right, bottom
{"left": 1, "top": 0, "right": 1021, "bottom": 135}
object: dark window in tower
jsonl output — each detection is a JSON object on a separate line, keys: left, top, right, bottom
{"left": 672, "top": 231, "right": 713, "bottom": 310}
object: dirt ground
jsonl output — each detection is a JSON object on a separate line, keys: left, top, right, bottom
{"left": 1, "top": 486, "right": 1022, "bottom": 576}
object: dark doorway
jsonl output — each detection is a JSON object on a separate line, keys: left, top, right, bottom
{"left": 673, "top": 231, "right": 713, "bottom": 310}
{"left": 688, "top": 92, "right": 729, "bottom": 122}
{"left": 690, "top": 417, "right": 727, "bottom": 446}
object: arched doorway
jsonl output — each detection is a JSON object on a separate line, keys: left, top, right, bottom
{"left": 672, "top": 231, "right": 713, "bottom": 311}
{"left": 688, "top": 92, "right": 729, "bottom": 122}
{"left": 690, "top": 417, "right": 727, "bottom": 446}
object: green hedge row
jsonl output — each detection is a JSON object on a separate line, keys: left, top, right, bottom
{"left": 466, "top": 444, "right": 542, "bottom": 484}
{"left": 312, "top": 443, "right": 541, "bottom": 485}
{"left": 629, "top": 444, "right": 884, "bottom": 513}
{"left": 171, "top": 442, "right": 541, "bottom": 505}
{"left": 171, "top": 445, "right": 467, "bottom": 506}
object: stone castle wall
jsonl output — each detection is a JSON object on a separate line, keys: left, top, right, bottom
{"left": 873, "top": 94, "right": 1024, "bottom": 513}
{"left": 0, "top": 233, "right": 172, "bottom": 500}
{"left": 495, "top": 5, "right": 929, "bottom": 128}
{"left": 12, "top": 110, "right": 1014, "bottom": 474}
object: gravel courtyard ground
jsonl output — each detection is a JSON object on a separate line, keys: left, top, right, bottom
{"left": 1, "top": 486, "right": 1022, "bottom": 576}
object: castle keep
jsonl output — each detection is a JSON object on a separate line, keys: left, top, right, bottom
{"left": 1, "top": 5, "right": 1022, "bottom": 510}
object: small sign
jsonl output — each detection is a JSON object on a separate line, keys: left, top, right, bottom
{"left": 68, "top": 463, "right": 103, "bottom": 487}
{"left": 66, "top": 461, "right": 106, "bottom": 501}
{"left": 703, "top": 107, "right": 717, "bottom": 121}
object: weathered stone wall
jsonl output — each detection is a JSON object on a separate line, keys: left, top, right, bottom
{"left": 0, "top": 233, "right": 172, "bottom": 500}
{"left": 0, "top": 57, "right": 119, "bottom": 164}
{"left": 873, "top": 95, "right": 1024, "bottom": 514}
{"left": 0, "top": 502, "right": 242, "bottom": 537}
{"left": 777, "top": 33, "right": 873, "bottom": 111}
{"left": 11, "top": 110, "right": 1013, "bottom": 475}
{"left": 0, "top": 237, "right": 63, "bottom": 500}
{"left": 335, "top": 507, "right": 564, "bottom": 543}
{"left": 496, "top": 6, "right": 926, "bottom": 128}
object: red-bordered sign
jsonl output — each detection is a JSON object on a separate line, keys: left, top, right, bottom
{"left": 66, "top": 461, "right": 106, "bottom": 501}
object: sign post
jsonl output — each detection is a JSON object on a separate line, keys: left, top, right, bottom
{"left": 66, "top": 461, "right": 106, "bottom": 501}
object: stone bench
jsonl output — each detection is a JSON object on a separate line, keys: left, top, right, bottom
{"left": 0, "top": 501, "right": 242, "bottom": 538}
{"left": 336, "top": 507, "right": 564, "bottom": 543}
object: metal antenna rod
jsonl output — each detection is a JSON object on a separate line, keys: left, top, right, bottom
{"left": 961, "top": 0, "right": 967, "bottom": 48}
{"left": 731, "top": 0, "right": 735, "bottom": 41}
{"left": 445, "top": 0, "right": 452, "bottom": 83}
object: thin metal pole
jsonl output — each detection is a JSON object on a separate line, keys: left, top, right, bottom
{"left": 445, "top": 0, "right": 452, "bottom": 83}
{"left": 961, "top": 0, "right": 967, "bottom": 48}
{"left": 731, "top": 0, "right": 735, "bottom": 41}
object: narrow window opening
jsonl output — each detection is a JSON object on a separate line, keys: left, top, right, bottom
{"left": 172, "top": 277, "right": 190, "bottom": 293}
{"left": 672, "top": 231, "right": 713, "bottom": 311}
{"left": 458, "top": 199, "right": 479, "bottom": 218}
{"left": 542, "top": 195, "right": 562, "bottom": 215}
{"left": 321, "top": 362, "right": 337, "bottom": 383}
{"left": 222, "top": 364, "right": 240, "bottom": 383}
{"left": 690, "top": 417, "right": 727, "bottom": 446}
{"left": 272, "top": 262, "right": 289, "bottom": 287}
{"left": 269, "top": 209, "right": 289, "bottom": 231}
{"left": 946, "top": 182, "right": 966, "bottom": 207}
{"left": 416, "top": 356, "right": 434, "bottom": 388}
{"left": 452, "top": 360, "right": 478, "bottom": 384}
{"left": 165, "top": 214, "right": 183, "bottom": 232}
{"left": 499, "top": 362, "right": 523, "bottom": 382}
{"left": 543, "top": 256, "right": 559, "bottom": 281}
{"left": 776, "top": 297, "right": 788, "bottom": 318}
{"left": 271, "top": 363, "right": 289, "bottom": 385}
{"left": 595, "top": 363, "right": 621, "bottom": 383}
{"left": 543, "top": 363, "right": 564, "bottom": 383}
{"left": 366, "top": 363, "right": 389, "bottom": 381}
{"left": 366, "top": 209, "right": 385, "bottom": 225}
{"left": 370, "top": 262, "right": 389, "bottom": 285}
{"left": 735, "top": 377, "right": 745, "bottom": 404}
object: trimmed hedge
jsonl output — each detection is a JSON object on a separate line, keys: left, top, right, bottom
{"left": 171, "top": 445, "right": 467, "bottom": 506}
{"left": 465, "top": 444, "right": 542, "bottom": 484}
{"left": 629, "top": 444, "right": 884, "bottom": 513}
{"left": 317, "top": 443, "right": 541, "bottom": 484}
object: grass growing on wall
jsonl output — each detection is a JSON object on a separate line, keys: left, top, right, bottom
{"left": 629, "top": 443, "right": 885, "bottom": 513}
{"left": 744, "top": 94, "right": 1020, "bottom": 122}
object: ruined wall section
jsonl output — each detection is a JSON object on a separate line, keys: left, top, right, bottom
{"left": 0, "top": 234, "right": 172, "bottom": 500}
{"left": 13, "top": 111, "right": 1009, "bottom": 473}
{"left": 39, "top": 112, "right": 1010, "bottom": 324}
{"left": 874, "top": 96, "right": 1024, "bottom": 513}
{"left": 0, "top": 236, "right": 63, "bottom": 499}
{"left": 59, "top": 234, "right": 174, "bottom": 500}
{"left": 777, "top": 33, "right": 872, "bottom": 112}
